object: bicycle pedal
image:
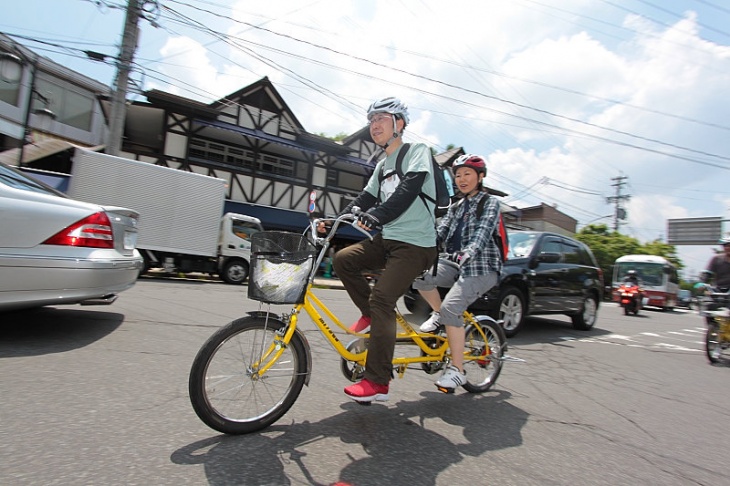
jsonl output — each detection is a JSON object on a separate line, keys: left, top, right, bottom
{"left": 435, "top": 385, "right": 455, "bottom": 394}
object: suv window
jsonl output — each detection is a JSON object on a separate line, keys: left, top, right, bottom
{"left": 508, "top": 232, "right": 538, "bottom": 259}
{"left": 577, "top": 244, "right": 596, "bottom": 266}
{"left": 562, "top": 240, "right": 582, "bottom": 264}
{"left": 540, "top": 237, "right": 562, "bottom": 257}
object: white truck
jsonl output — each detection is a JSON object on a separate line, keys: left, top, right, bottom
{"left": 66, "top": 148, "right": 263, "bottom": 284}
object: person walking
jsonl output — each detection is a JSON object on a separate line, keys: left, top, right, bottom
{"left": 412, "top": 154, "right": 503, "bottom": 392}
{"left": 333, "top": 97, "right": 438, "bottom": 403}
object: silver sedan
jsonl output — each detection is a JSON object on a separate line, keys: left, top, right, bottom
{"left": 0, "top": 162, "right": 143, "bottom": 311}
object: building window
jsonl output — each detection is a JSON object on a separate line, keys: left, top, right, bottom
{"left": 327, "top": 167, "right": 367, "bottom": 192}
{"left": 0, "top": 76, "right": 20, "bottom": 106}
{"left": 189, "top": 137, "right": 304, "bottom": 181}
{"left": 34, "top": 76, "right": 94, "bottom": 131}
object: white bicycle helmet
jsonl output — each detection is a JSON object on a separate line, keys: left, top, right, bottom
{"left": 720, "top": 236, "right": 730, "bottom": 246}
{"left": 366, "top": 97, "right": 410, "bottom": 126}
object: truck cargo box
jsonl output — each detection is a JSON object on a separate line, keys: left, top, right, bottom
{"left": 67, "top": 148, "right": 226, "bottom": 257}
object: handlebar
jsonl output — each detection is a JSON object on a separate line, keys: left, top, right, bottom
{"left": 698, "top": 287, "right": 730, "bottom": 316}
{"left": 309, "top": 207, "right": 374, "bottom": 247}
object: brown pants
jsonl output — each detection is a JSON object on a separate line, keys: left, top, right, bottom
{"left": 334, "top": 234, "right": 436, "bottom": 384}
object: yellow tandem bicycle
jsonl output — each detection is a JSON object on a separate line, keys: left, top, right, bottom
{"left": 188, "top": 212, "right": 511, "bottom": 435}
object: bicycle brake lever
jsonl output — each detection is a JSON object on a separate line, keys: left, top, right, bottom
{"left": 351, "top": 220, "right": 374, "bottom": 241}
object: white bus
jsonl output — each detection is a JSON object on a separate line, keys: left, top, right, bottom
{"left": 612, "top": 255, "right": 679, "bottom": 311}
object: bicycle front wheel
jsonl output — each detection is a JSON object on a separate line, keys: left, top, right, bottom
{"left": 706, "top": 322, "right": 722, "bottom": 364}
{"left": 463, "top": 316, "right": 506, "bottom": 393}
{"left": 189, "top": 315, "right": 309, "bottom": 434}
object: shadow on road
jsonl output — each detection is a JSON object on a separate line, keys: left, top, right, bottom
{"left": 0, "top": 307, "right": 124, "bottom": 358}
{"left": 171, "top": 390, "right": 528, "bottom": 486}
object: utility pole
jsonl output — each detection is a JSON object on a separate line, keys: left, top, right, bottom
{"left": 606, "top": 175, "right": 630, "bottom": 232}
{"left": 107, "top": 0, "right": 141, "bottom": 156}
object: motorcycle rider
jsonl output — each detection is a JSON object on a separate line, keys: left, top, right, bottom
{"left": 620, "top": 270, "right": 643, "bottom": 311}
{"left": 623, "top": 270, "right": 642, "bottom": 287}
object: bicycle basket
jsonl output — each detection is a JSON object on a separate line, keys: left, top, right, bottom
{"left": 248, "top": 231, "right": 317, "bottom": 304}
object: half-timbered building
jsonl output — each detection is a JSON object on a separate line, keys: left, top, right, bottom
{"left": 116, "top": 77, "right": 378, "bottom": 234}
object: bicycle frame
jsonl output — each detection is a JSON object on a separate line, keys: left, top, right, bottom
{"left": 253, "top": 287, "right": 491, "bottom": 378}
{"left": 250, "top": 212, "right": 494, "bottom": 380}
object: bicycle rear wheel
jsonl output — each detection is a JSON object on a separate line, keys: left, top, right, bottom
{"left": 189, "top": 315, "right": 308, "bottom": 434}
{"left": 462, "top": 316, "right": 506, "bottom": 393}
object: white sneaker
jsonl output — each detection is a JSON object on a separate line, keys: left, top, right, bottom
{"left": 435, "top": 365, "right": 467, "bottom": 391}
{"left": 419, "top": 311, "right": 440, "bottom": 333}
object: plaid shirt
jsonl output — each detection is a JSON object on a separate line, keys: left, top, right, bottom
{"left": 437, "top": 191, "right": 502, "bottom": 277}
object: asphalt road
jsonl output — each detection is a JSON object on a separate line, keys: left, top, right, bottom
{"left": 2, "top": 278, "right": 729, "bottom": 485}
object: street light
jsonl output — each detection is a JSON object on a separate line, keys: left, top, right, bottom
{"left": 0, "top": 49, "right": 56, "bottom": 166}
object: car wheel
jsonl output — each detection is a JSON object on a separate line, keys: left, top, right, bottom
{"left": 139, "top": 253, "right": 152, "bottom": 277}
{"left": 572, "top": 295, "right": 598, "bottom": 330}
{"left": 495, "top": 287, "right": 525, "bottom": 338}
{"left": 221, "top": 259, "right": 249, "bottom": 285}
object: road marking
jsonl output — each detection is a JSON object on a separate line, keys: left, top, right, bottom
{"left": 655, "top": 343, "right": 698, "bottom": 352}
{"left": 564, "top": 327, "right": 706, "bottom": 353}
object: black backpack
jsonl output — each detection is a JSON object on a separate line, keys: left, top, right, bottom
{"left": 464, "top": 195, "right": 510, "bottom": 263}
{"left": 378, "top": 143, "right": 453, "bottom": 218}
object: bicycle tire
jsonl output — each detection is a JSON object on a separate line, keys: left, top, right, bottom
{"left": 189, "top": 315, "right": 308, "bottom": 434}
{"left": 462, "top": 316, "right": 506, "bottom": 393}
{"left": 706, "top": 322, "right": 721, "bottom": 364}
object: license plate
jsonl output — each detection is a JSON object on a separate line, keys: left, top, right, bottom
{"left": 124, "top": 231, "right": 138, "bottom": 250}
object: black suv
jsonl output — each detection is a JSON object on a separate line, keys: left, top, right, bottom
{"left": 404, "top": 231, "right": 604, "bottom": 337}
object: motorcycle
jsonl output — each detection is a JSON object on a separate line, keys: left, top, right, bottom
{"left": 701, "top": 288, "right": 730, "bottom": 364}
{"left": 617, "top": 282, "right": 642, "bottom": 315}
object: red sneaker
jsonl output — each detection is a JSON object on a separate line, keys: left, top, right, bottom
{"left": 349, "top": 315, "right": 371, "bottom": 332}
{"left": 344, "top": 378, "right": 389, "bottom": 402}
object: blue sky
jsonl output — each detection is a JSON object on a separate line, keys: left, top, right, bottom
{"left": 2, "top": 0, "right": 729, "bottom": 276}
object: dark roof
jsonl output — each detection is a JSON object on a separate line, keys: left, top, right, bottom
{"left": 209, "top": 77, "right": 306, "bottom": 131}
{"left": 435, "top": 146, "right": 464, "bottom": 167}
{"left": 144, "top": 89, "right": 219, "bottom": 118}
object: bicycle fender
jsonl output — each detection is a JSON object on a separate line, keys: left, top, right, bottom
{"left": 473, "top": 314, "right": 498, "bottom": 325}
{"left": 246, "top": 311, "right": 313, "bottom": 386}
{"left": 473, "top": 314, "right": 508, "bottom": 352}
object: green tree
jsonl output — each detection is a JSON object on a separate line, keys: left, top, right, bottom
{"left": 575, "top": 224, "right": 641, "bottom": 282}
{"left": 315, "top": 132, "right": 349, "bottom": 142}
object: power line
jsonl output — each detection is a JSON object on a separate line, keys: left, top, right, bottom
{"left": 8, "top": 4, "right": 730, "bottom": 171}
